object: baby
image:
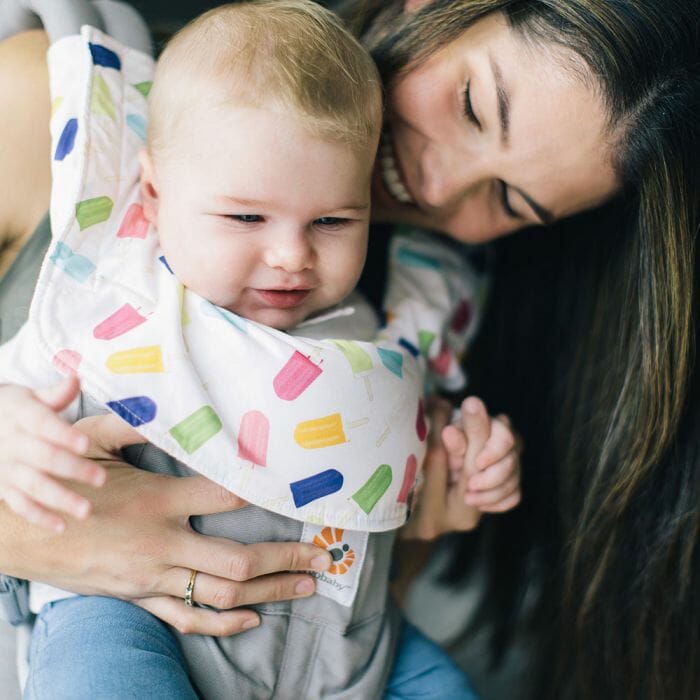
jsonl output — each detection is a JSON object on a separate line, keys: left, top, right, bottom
{"left": 0, "top": 1, "right": 518, "bottom": 697}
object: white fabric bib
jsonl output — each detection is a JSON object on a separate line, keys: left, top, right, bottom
{"left": 14, "top": 29, "right": 482, "bottom": 531}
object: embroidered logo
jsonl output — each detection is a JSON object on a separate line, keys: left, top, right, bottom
{"left": 312, "top": 527, "right": 355, "bottom": 575}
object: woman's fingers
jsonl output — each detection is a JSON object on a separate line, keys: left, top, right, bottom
{"left": 134, "top": 596, "right": 261, "bottom": 637}
{"left": 160, "top": 567, "right": 317, "bottom": 611}
{"left": 163, "top": 475, "right": 250, "bottom": 518}
{"left": 174, "top": 531, "right": 332, "bottom": 582}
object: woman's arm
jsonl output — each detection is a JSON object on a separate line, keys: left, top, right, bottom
{"left": 0, "top": 412, "right": 331, "bottom": 635}
{"left": 0, "top": 30, "right": 51, "bottom": 277}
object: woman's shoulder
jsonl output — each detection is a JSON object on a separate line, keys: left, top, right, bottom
{"left": 0, "top": 31, "right": 51, "bottom": 264}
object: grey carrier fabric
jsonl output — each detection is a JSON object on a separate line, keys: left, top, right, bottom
{"left": 123, "top": 442, "right": 402, "bottom": 700}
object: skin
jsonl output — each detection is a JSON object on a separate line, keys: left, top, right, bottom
{"left": 140, "top": 105, "right": 373, "bottom": 331}
{"left": 0, "top": 30, "right": 50, "bottom": 276}
{"left": 373, "top": 11, "right": 619, "bottom": 242}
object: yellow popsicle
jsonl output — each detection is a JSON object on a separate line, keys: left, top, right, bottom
{"left": 106, "top": 345, "right": 164, "bottom": 374}
{"left": 294, "top": 413, "right": 346, "bottom": 450}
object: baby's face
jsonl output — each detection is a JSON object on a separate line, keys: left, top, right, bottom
{"left": 141, "top": 106, "right": 373, "bottom": 330}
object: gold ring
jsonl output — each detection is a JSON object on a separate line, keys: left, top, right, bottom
{"left": 184, "top": 569, "right": 198, "bottom": 607}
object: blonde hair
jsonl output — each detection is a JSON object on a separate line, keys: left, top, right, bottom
{"left": 147, "top": 0, "right": 382, "bottom": 163}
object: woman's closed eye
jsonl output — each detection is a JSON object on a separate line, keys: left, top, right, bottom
{"left": 498, "top": 181, "right": 520, "bottom": 220}
{"left": 462, "top": 81, "right": 481, "bottom": 129}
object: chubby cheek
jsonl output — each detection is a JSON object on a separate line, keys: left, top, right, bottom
{"left": 333, "top": 240, "right": 368, "bottom": 300}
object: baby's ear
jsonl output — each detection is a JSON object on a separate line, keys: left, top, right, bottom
{"left": 138, "top": 149, "right": 159, "bottom": 225}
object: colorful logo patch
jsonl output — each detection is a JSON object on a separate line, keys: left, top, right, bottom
{"left": 301, "top": 523, "right": 368, "bottom": 607}
{"left": 312, "top": 527, "right": 355, "bottom": 575}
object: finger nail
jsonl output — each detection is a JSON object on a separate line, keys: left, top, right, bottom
{"left": 242, "top": 617, "right": 259, "bottom": 630}
{"left": 463, "top": 397, "right": 481, "bottom": 414}
{"left": 75, "top": 500, "right": 91, "bottom": 519}
{"left": 310, "top": 555, "right": 330, "bottom": 571}
{"left": 295, "top": 578, "right": 314, "bottom": 595}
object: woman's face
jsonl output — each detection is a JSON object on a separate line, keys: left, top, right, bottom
{"left": 372, "top": 10, "right": 620, "bottom": 243}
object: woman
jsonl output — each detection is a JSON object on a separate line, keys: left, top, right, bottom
{"left": 353, "top": 1, "right": 697, "bottom": 698}
{"left": 1, "top": 0, "right": 697, "bottom": 697}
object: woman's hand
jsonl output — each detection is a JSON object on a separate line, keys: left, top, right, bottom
{"left": 0, "top": 413, "right": 332, "bottom": 636}
{"left": 400, "top": 396, "right": 521, "bottom": 541}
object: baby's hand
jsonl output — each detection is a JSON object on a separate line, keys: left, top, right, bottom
{"left": 442, "top": 397, "right": 521, "bottom": 513}
{"left": 0, "top": 377, "right": 106, "bottom": 532}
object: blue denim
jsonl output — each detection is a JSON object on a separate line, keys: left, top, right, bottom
{"left": 25, "top": 596, "right": 477, "bottom": 699}
{"left": 385, "top": 620, "right": 478, "bottom": 699}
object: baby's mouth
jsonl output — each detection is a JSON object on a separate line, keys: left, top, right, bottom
{"left": 379, "top": 130, "right": 415, "bottom": 205}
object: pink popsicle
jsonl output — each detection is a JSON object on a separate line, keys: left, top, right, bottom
{"left": 416, "top": 399, "right": 427, "bottom": 442}
{"left": 52, "top": 349, "right": 81, "bottom": 376}
{"left": 429, "top": 342, "right": 452, "bottom": 377}
{"left": 116, "top": 203, "right": 150, "bottom": 239}
{"left": 273, "top": 351, "right": 322, "bottom": 400}
{"left": 237, "top": 410, "right": 269, "bottom": 466}
{"left": 397, "top": 454, "right": 418, "bottom": 503}
{"left": 450, "top": 298, "right": 472, "bottom": 333}
{"left": 93, "top": 304, "right": 146, "bottom": 340}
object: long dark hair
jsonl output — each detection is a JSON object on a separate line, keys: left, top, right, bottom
{"left": 346, "top": 1, "right": 700, "bottom": 696}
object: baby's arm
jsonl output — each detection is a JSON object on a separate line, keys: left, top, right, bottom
{"left": 442, "top": 396, "right": 521, "bottom": 514}
{"left": 0, "top": 376, "right": 106, "bottom": 533}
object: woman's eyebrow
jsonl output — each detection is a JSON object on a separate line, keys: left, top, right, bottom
{"left": 490, "top": 55, "right": 555, "bottom": 225}
{"left": 490, "top": 56, "right": 511, "bottom": 146}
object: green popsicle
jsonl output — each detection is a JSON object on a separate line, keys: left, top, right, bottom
{"left": 75, "top": 196, "right": 114, "bottom": 230}
{"left": 91, "top": 74, "right": 116, "bottom": 119}
{"left": 352, "top": 464, "right": 392, "bottom": 514}
{"left": 169, "top": 405, "right": 222, "bottom": 454}
{"left": 332, "top": 339, "right": 373, "bottom": 374}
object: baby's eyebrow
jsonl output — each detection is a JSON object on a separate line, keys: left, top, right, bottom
{"left": 218, "top": 195, "right": 268, "bottom": 207}
{"left": 217, "top": 196, "right": 369, "bottom": 213}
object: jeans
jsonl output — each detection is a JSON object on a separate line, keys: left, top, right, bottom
{"left": 24, "top": 596, "right": 477, "bottom": 699}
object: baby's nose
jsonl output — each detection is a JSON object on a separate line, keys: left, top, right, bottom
{"left": 263, "top": 229, "right": 314, "bottom": 272}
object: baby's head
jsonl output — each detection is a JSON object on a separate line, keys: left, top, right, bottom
{"left": 139, "top": 0, "right": 382, "bottom": 330}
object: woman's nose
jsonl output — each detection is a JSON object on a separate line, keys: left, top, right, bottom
{"left": 418, "top": 143, "right": 486, "bottom": 210}
{"left": 263, "top": 229, "right": 314, "bottom": 273}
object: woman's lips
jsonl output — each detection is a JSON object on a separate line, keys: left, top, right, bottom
{"left": 255, "top": 289, "right": 310, "bottom": 309}
{"left": 379, "top": 131, "right": 415, "bottom": 205}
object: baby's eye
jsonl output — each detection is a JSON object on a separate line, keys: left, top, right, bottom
{"left": 314, "top": 217, "right": 350, "bottom": 228}
{"left": 229, "top": 214, "right": 262, "bottom": 223}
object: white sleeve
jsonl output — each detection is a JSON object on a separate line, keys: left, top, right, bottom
{"left": 380, "top": 229, "right": 489, "bottom": 392}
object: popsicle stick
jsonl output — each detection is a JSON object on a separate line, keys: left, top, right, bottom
{"left": 363, "top": 376, "right": 374, "bottom": 401}
{"left": 347, "top": 418, "right": 369, "bottom": 430}
{"left": 375, "top": 425, "right": 390, "bottom": 448}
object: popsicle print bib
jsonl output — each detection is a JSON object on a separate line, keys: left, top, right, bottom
{"left": 22, "top": 29, "right": 481, "bottom": 532}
